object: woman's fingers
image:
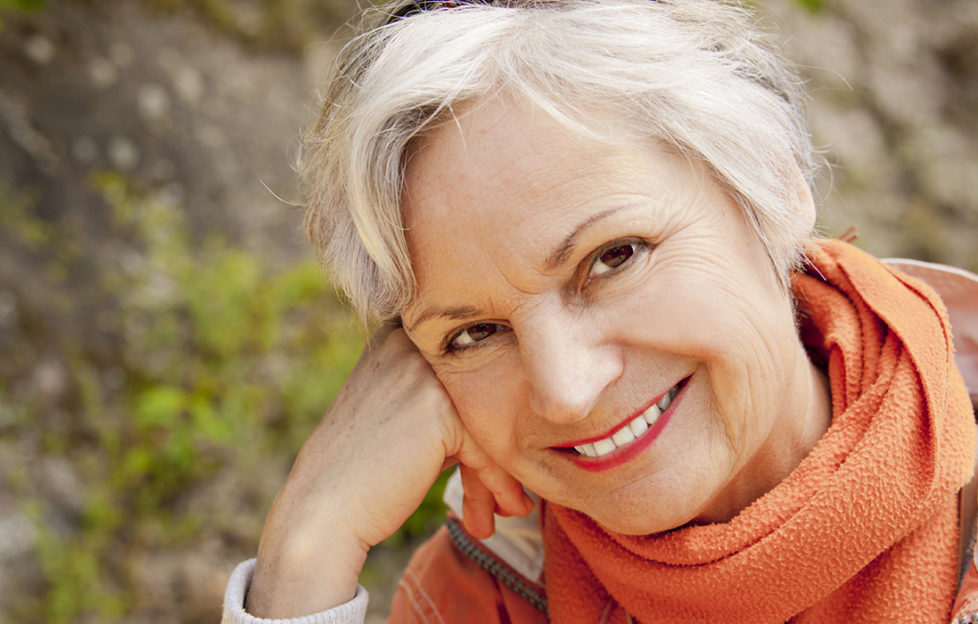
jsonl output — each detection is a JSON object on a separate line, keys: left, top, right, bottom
{"left": 454, "top": 429, "right": 534, "bottom": 539}
{"left": 460, "top": 465, "right": 497, "bottom": 539}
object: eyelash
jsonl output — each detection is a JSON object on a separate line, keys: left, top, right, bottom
{"left": 443, "top": 238, "right": 650, "bottom": 354}
{"left": 585, "top": 238, "right": 648, "bottom": 283}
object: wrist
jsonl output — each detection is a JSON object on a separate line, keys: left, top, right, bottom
{"left": 247, "top": 519, "right": 369, "bottom": 618}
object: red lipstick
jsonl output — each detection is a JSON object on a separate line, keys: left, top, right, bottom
{"left": 556, "top": 376, "right": 690, "bottom": 472}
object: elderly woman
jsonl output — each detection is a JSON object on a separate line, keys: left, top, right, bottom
{"left": 223, "top": 1, "right": 978, "bottom": 622}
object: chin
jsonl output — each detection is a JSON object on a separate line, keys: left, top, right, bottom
{"left": 587, "top": 505, "right": 691, "bottom": 536}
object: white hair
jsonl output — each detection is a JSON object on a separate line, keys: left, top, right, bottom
{"left": 302, "top": 0, "right": 816, "bottom": 320}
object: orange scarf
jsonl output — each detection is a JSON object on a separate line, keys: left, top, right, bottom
{"left": 542, "top": 240, "right": 975, "bottom": 623}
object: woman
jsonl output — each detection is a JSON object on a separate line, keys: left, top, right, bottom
{"left": 223, "top": 1, "right": 978, "bottom": 621}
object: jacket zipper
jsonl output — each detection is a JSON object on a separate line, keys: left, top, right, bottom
{"left": 445, "top": 517, "right": 549, "bottom": 615}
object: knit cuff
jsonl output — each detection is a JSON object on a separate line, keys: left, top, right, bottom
{"left": 222, "top": 559, "right": 368, "bottom": 624}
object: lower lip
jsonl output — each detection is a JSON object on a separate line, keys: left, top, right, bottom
{"left": 566, "top": 377, "right": 689, "bottom": 473}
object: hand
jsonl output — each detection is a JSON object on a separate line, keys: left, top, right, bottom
{"left": 246, "top": 326, "right": 533, "bottom": 618}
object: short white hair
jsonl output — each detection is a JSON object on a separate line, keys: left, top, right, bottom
{"left": 302, "top": 0, "right": 816, "bottom": 320}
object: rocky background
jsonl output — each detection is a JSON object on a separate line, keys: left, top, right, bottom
{"left": 766, "top": 0, "right": 978, "bottom": 268}
{"left": 0, "top": 1, "right": 975, "bottom": 623}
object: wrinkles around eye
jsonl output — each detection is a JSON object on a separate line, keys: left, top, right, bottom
{"left": 586, "top": 238, "right": 650, "bottom": 283}
{"left": 441, "top": 239, "right": 652, "bottom": 355}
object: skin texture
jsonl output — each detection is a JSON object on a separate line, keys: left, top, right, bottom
{"left": 401, "top": 95, "right": 831, "bottom": 535}
{"left": 247, "top": 93, "right": 831, "bottom": 617}
{"left": 247, "top": 326, "right": 532, "bottom": 617}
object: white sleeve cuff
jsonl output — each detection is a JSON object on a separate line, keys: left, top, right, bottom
{"left": 222, "top": 559, "right": 369, "bottom": 624}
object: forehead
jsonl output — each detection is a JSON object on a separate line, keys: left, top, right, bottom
{"left": 403, "top": 97, "right": 637, "bottom": 221}
{"left": 401, "top": 95, "right": 682, "bottom": 277}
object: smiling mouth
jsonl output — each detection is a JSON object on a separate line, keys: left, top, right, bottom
{"left": 556, "top": 376, "right": 690, "bottom": 463}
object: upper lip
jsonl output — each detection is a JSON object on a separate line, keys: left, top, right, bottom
{"left": 551, "top": 379, "right": 684, "bottom": 448}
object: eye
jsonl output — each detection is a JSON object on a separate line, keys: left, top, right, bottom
{"left": 589, "top": 240, "right": 641, "bottom": 277}
{"left": 447, "top": 322, "right": 508, "bottom": 352}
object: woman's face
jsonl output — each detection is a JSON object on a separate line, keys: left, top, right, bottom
{"left": 402, "top": 96, "right": 819, "bottom": 535}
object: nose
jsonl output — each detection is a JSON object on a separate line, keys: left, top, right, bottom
{"left": 519, "top": 306, "right": 623, "bottom": 424}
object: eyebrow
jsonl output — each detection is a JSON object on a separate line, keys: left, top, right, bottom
{"left": 543, "top": 207, "right": 622, "bottom": 271}
{"left": 405, "top": 304, "right": 485, "bottom": 333}
{"left": 405, "top": 206, "right": 624, "bottom": 332}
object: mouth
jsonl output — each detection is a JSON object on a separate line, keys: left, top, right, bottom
{"left": 554, "top": 375, "right": 690, "bottom": 472}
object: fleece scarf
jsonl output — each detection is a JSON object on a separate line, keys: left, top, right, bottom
{"left": 541, "top": 239, "right": 975, "bottom": 623}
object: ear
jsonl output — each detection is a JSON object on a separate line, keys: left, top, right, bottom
{"left": 789, "top": 164, "right": 817, "bottom": 233}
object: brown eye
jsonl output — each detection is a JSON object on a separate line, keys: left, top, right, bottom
{"left": 450, "top": 322, "right": 507, "bottom": 350}
{"left": 592, "top": 243, "right": 636, "bottom": 276}
{"left": 466, "top": 323, "right": 498, "bottom": 342}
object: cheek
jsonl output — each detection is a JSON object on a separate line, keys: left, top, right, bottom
{"left": 619, "top": 245, "right": 794, "bottom": 442}
{"left": 699, "top": 298, "right": 797, "bottom": 457}
{"left": 437, "top": 367, "right": 523, "bottom": 454}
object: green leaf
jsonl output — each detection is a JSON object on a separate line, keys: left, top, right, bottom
{"left": 133, "top": 386, "right": 186, "bottom": 428}
{"left": 0, "top": 0, "right": 46, "bottom": 10}
{"left": 792, "top": 0, "right": 824, "bottom": 13}
{"left": 190, "top": 395, "right": 235, "bottom": 444}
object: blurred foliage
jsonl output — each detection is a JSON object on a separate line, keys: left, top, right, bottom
{"left": 791, "top": 0, "right": 824, "bottom": 13}
{"left": 0, "top": 173, "right": 449, "bottom": 623}
{"left": 0, "top": 0, "right": 44, "bottom": 30}
{"left": 0, "top": 0, "right": 45, "bottom": 9}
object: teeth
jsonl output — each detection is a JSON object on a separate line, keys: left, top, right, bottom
{"left": 629, "top": 415, "right": 648, "bottom": 437}
{"left": 592, "top": 438, "right": 616, "bottom": 456}
{"left": 572, "top": 382, "right": 682, "bottom": 459}
{"left": 657, "top": 386, "right": 677, "bottom": 411}
{"left": 643, "top": 403, "right": 661, "bottom": 425}
{"left": 611, "top": 426, "right": 635, "bottom": 446}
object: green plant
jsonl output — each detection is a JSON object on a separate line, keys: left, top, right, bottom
{"left": 792, "top": 0, "right": 825, "bottom": 13}
{"left": 0, "top": 0, "right": 45, "bottom": 10}
{"left": 2, "top": 171, "right": 451, "bottom": 622}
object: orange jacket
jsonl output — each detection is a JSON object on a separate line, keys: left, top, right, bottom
{"left": 391, "top": 522, "right": 548, "bottom": 624}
